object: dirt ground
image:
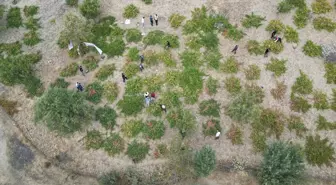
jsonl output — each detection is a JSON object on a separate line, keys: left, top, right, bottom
{"left": 1, "top": 0, "right": 336, "bottom": 184}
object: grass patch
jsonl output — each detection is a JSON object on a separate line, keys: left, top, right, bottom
{"left": 288, "top": 115, "right": 307, "bottom": 138}
{"left": 121, "top": 120, "right": 144, "bottom": 137}
{"left": 265, "top": 19, "right": 285, "bottom": 33}
{"left": 82, "top": 56, "right": 99, "bottom": 71}
{"left": 316, "top": 115, "right": 336, "bottom": 130}
{"left": 7, "top": 7, "right": 22, "bottom": 28}
{"left": 50, "top": 78, "right": 70, "bottom": 88}
{"left": 180, "top": 50, "right": 202, "bottom": 69}
{"left": 23, "top": 31, "right": 41, "bottom": 46}
{"left": 161, "top": 91, "right": 181, "bottom": 108}
{"left": 155, "top": 144, "right": 168, "bottom": 158}
{"left": 85, "top": 82, "right": 104, "bottom": 104}
{"left": 303, "top": 40, "right": 322, "bottom": 57}
{"left": 277, "top": 0, "right": 294, "bottom": 13}
{"left": 0, "top": 5, "right": 5, "bottom": 19}
{"left": 206, "top": 77, "right": 218, "bottom": 96}
{"left": 143, "top": 120, "right": 165, "bottom": 140}
{"left": 103, "top": 82, "right": 119, "bottom": 103}
{"left": 313, "top": 91, "right": 329, "bottom": 110}
{"left": 143, "top": 75, "right": 164, "bottom": 92}
{"left": 0, "top": 98, "right": 18, "bottom": 116}
{"left": 0, "top": 41, "right": 22, "bottom": 56}
{"left": 202, "top": 119, "right": 221, "bottom": 137}
{"left": 143, "top": 30, "right": 165, "bottom": 45}
{"left": 225, "top": 26, "right": 245, "bottom": 41}
{"left": 60, "top": 63, "right": 78, "bottom": 77}
{"left": 266, "top": 58, "right": 287, "bottom": 77}
{"left": 162, "top": 34, "right": 180, "bottom": 48}
{"left": 245, "top": 64, "right": 260, "bottom": 80}
{"left": 23, "top": 5, "right": 39, "bottom": 17}
{"left": 123, "top": 4, "right": 139, "bottom": 19}
{"left": 220, "top": 56, "right": 239, "bottom": 73}
{"left": 85, "top": 130, "right": 103, "bottom": 149}
{"left": 125, "top": 78, "right": 143, "bottom": 95}
{"left": 224, "top": 76, "right": 242, "bottom": 94}
{"left": 312, "top": 0, "right": 332, "bottom": 14}
{"left": 123, "top": 62, "right": 138, "bottom": 78}
{"left": 186, "top": 35, "right": 202, "bottom": 50}
{"left": 95, "top": 64, "right": 116, "bottom": 81}
{"left": 226, "top": 124, "right": 243, "bottom": 145}
{"left": 325, "top": 63, "right": 336, "bottom": 84}
{"left": 158, "top": 51, "right": 176, "bottom": 67}
{"left": 262, "top": 40, "right": 284, "bottom": 54}
{"left": 103, "top": 133, "right": 125, "bottom": 156}
{"left": 66, "top": 0, "right": 78, "bottom": 6}
{"left": 205, "top": 49, "right": 222, "bottom": 70}
{"left": 167, "top": 108, "right": 196, "bottom": 137}
{"left": 169, "top": 13, "right": 186, "bottom": 28}
{"left": 290, "top": 93, "right": 311, "bottom": 113}
{"left": 127, "top": 47, "right": 139, "bottom": 61}
{"left": 294, "top": 6, "right": 310, "bottom": 29}
{"left": 142, "top": 0, "right": 152, "bottom": 4}
{"left": 199, "top": 99, "right": 220, "bottom": 117}
{"left": 117, "top": 96, "right": 144, "bottom": 115}
{"left": 250, "top": 130, "right": 267, "bottom": 152}
{"left": 95, "top": 106, "right": 117, "bottom": 129}
{"left": 241, "top": 12, "right": 265, "bottom": 28}
{"left": 100, "top": 37, "right": 126, "bottom": 58}
{"left": 143, "top": 50, "right": 159, "bottom": 66}
{"left": 125, "top": 28, "right": 142, "bottom": 43}
{"left": 245, "top": 84, "right": 265, "bottom": 103}
{"left": 256, "top": 108, "right": 285, "bottom": 139}
{"left": 179, "top": 68, "right": 203, "bottom": 104}
{"left": 271, "top": 81, "right": 287, "bottom": 100}
{"left": 80, "top": 0, "right": 100, "bottom": 19}
{"left": 24, "top": 17, "right": 40, "bottom": 30}
{"left": 284, "top": 26, "right": 299, "bottom": 43}
{"left": 247, "top": 40, "right": 264, "bottom": 55}
{"left": 305, "top": 135, "right": 335, "bottom": 167}
{"left": 127, "top": 141, "right": 149, "bottom": 163}
{"left": 199, "top": 32, "right": 219, "bottom": 49}
{"left": 313, "top": 17, "right": 336, "bottom": 32}
{"left": 332, "top": 89, "right": 336, "bottom": 112}
{"left": 292, "top": 71, "right": 313, "bottom": 95}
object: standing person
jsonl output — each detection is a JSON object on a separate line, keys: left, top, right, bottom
{"left": 145, "top": 97, "right": 151, "bottom": 107}
{"left": 160, "top": 104, "right": 167, "bottom": 113}
{"left": 144, "top": 92, "right": 149, "bottom": 98}
{"left": 264, "top": 48, "right": 270, "bottom": 57}
{"left": 139, "top": 63, "right": 144, "bottom": 72}
{"left": 277, "top": 37, "right": 282, "bottom": 43}
{"left": 149, "top": 15, "right": 154, "bottom": 26}
{"left": 141, "top": 17, "right": 145, "bottom": 28}
{"left": 76, "top": 82, "right": 80, "bottom": 91}
{"left": 215, "top": 130, "right": 221, "bottom": 139}
{"left": 231, "top": 45, "right": 238, "bottom": 54}
{"left": 166, "top": 41, "right": 171, "bottom": 49}
{"left": 140, "top": 54, "right": 144, "bottom": 63}
{"left": 79, "top": 65, "right": 85, "bottom": 76}
{"left": 122, "top": 73, "right": 128, "bottom": 83}
{"left": 271, "top": 30, "right": 277, "bottom": 39}
{"left": 154, "top": 14, "right": 158, "bottom": 26}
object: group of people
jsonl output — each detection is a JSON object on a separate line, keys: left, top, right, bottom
{"left": 144, "top": 92, "right": 167, "bottom": 112}
{"left": 141, "top": 14, "right": 159, "bottom": 27}
{"left": 264, "top": 30, "right": 282, "bottom": 57}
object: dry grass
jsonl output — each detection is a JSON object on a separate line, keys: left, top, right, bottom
{"left": 271, "top": 81, "right": 287, "bottom": 100}
{"left": 0, "top": 98, "right": 18, "bottom": 116}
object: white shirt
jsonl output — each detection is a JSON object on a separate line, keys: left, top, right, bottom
{"left": 216, "top": 131, "right": 221, "bottom": 137}
{"left": 161, "top": 105, "right": 166, "bottom": 109}
{"left": 154, "top": 15, "right": 158, "bottom": 20}
{"left": 141, "top": 18, "right": 145, "bottom": 23}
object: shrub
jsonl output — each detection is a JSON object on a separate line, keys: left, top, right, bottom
{"left": 226, "top": 124, "right": 243, "bottom": 145}
{"left": 95, "top": 106, "right": 117, "bottom": 129}
{"left": 313, "top": 17, "right": 336, "bottom": 32}
{"left": 123, "top": 4, "right": 139, "bottom": 19}
{"left": 144, "top": 75, "right": 164, "bottom": 93}
{"left": 162, "top": 34, "right": 180, "bottom": 48}
{"left": 250, "top": 130, "right": 267, "bottom": 152}
{"left": 262, "top": 40, "right": 284, "bottom": 54}
{"left": 7, "top": 7, "right": 22, "bottom": 28}
{"left": 247, "top": 40, "right": 264, "bottom": 55}
{"left": 167, "top": 108, "right": 196, "bottom": 137}
{"left": 224, "top": 76, "right": 241, "bottom": 94}
{"left": 259, "top": 142, "right": 305, "bottom": 185}
{"left": 160, "top": 92, "right": 181, "bottom": 108}
{"left": 125, "top": 78, "right": 143, "bottom": 95}
{"left": 257, "top": 109, "right": 285, "bottom": 139}
{"left": 284, "top": 26, "right": 299, "bottom": 43}
{"left": 292, "top": 71, "right": 313, "bottom": 95}
{"left": 35, "top": 88, "right": 92, "bottom": 134}
{"left": 103, "top": 82, "right": 118, "bottom": 103}
{"left": 142, "top": 0, "right": 152, "bottom": 4}
{"left": 220, "top": 56, "right": 239, "bottom": 73}
{"left": 0, "top": 98, "right": 18, "bottom": 116}
{"left": 245, "top": 84, "right": 265, "bottom": 103}
{"left": 202, "top": 119, "right": 221, "bottom": 137}
{"left": 245, "top": 64, "right": 260, "bottom": 80}
{"left": 158, "top": 51, "right": 176, "bottom": 67}
{"left": 23, "top": 5, "right": 39, "bottom": 17}
{"left": 266, "top": 58, "right": 287, "bottom": 77}
{"left": 123, "top": 63, "right": 138, "bottom": 78}
{"left": 60, "top": 62, "right": 78, "bottom": 77}
{"left": 125, "top": 29, "right": 142, "bottom": 43}
{"left": 91, "top": 16, "right": 116, "bottom": 38}
{"left": 82, "top": 56, "right": 99, "bottom": 71}
{"left": 199, "top": 32, "right": 218, "bottom": 49}
{"left": 101, "top": 37, "right": 126, "bottom": 57}
{"left": 199, "top": 99, "right": 220, "bottom": 117}
{"left": 271, "top": 81, "right": 287, "bottom": 100}
{"left": 241, "top": 13, "right": 265, "bottom": 28}
{"left": 316, "top": 115, "right": 336, "bottom": 130}
{"left": 23, "top": 31, "right": 41, "bottom": 46}
{"left": 0, "top": 5, "right": 5, "bottom": 19}
{"left": 289, "top": 0, "right": 306, "bottom": 8}
{"left": 205, "top": 49, "right": 222, "bottom": 70}
{"left": 206, "top": 77, "right": 218, "bottom": 95}
{"left": 50, "top": 78, "right": 69, "bottom": 88}
{"left": 194, "top": 145, "right": 216, "bottom": 177}
{"left": 290, "top": 93, "right": 311, "bottom": 113}
{"left": 24, "top": 75, "right": 44, "bottom": 97}
{"left": 180, "top": 50, "right": 201, "bottom": 69}
{"left": 98, "top": 171, "right": 119, "bottom": 185}
{"left": 305, "top": 135, "right": 335, "bottom": 167}
{"left": 121, "top": 120, "right": 144, "bottom": 137}
{"left": 332, "top": 89, "right": 336, "bottom": 111}
{"left": 103, "top": 133, "right": 125, "bottom": 156}
{"left": 277, "top": 0, "right": 294, "bottom": 13}
{"left": 24, "top": 17, "right": 40, "bottom": 30}
{"left": 117, "top": 96, "right": 144, "bottom": 115}
{"left": 66, "top": 0, "right": 78, "bottom": 6}
{"left": 325, "top": 63, "right": 336, "bottom": 84}
{"left": 85, "top": 130, "right": 103, "bottom": 149}
{"left": 127, "top": 141, "right": 149, "bottom": 163}
{"left": 143, "top": 120, "right": 165, "bottom": 140}
{"left": 313, "top": 91, "right": 329, "bottom": 110}
{"left": 142, "top": 50, "right": 159, "bottom": 66}
{"left": 95, "top": 64, "right": 116, "bottom": 81}
{"left": 156, "top": 144, "right": 168, "bottom": 157}
{"left": 265, "top": 20, "right": 285, "bottom": 33}
{"left": 179, "top": 68, "right": 203, "bottom": 104}
{"left": 143, "top": 30, "right": 164, "bottom": 45}
{"left": 294, "top": 6, "right": 310, "bottom": 29}
{"left": 80, "top": 0, "right": 100, "bottom": 18}
{"left": 186, "top": 35, "right": 202, "bottom": 50}
{"left": 288, "top": 115, "right": 307, "bottom": 137}
{"left": 226, "top": 26, "right": 244, "bottom": 41}
{"left": 0, "top": 41, "right": 22, "bottom": 56}
{"left": 169, "top": 13, "right": 186, "bottom": 28}
{"left": 127, "top": 47, "right": 139, "bottom": 62}
{"left": 85, "top": 82, "right": 104, "bottom": 104}
{"left": 312, "top": 0, "right": 332, "bottom": 14}
{"left": 303, "top": 40, "right": 322, "bottom": 57}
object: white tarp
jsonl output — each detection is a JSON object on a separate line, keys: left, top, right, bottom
{"left": 83, "top": 42, "right": 103, "bottom": 55}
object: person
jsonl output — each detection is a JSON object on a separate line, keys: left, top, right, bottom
{"left": 264, "top": 48, "right": 270, "bottom": 57}
{"left": 277, "top": 37, "right": 282, "bottom": 43}
{"left": 271, "top": 30, "right": 277, "bottom": 39}
{"left": 149, "top": 15, "right": 154, "bottom": 26}
{"left": 141, "top": 17, "right": 145, "bottom": 28}
{"left": 140, "top": 54, "right": 144, "bottom": 63}
{"left": 215, "top": 130, "right": 221, "bottom": 139}
{"left": 160, "top": 104, "right": 167, "bottom": 113}
{"left": 79, "top": 65, "right": 85, "bottom": 76}
{"left": 154, "top": 14, "right": 158, "bottom": 26}
{"left": 76, "top": 82, "right": 83, "bottom": 92}
{"left": 274, "top": 36, "right": 279, "bottom": 42}
{"left": 150, "top": 92, "right": 156, "bottom": 99}
{"left": 145, "top": 97, "right": 151, "bottom": 107}
{"left": 231, "top": 45, "right": 238, "bottom": 54}
{"left": 166, "top": 41, "right": 171, "bottom": 49}
{"left": 122, "top": 73, "right": 128, "bottom": 83}
{"left": 139, "top": 63, "right": 144, "bottom": 72}
{"left": 144, "top": 92, "right": 149, "bottom": 98}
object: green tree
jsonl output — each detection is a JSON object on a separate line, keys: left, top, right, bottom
{"left": 194, "top": 145, "right": 216, "bottom": 177}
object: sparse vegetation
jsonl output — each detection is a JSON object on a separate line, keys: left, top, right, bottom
{"left": 199, "top": 99, "right": 220, "bottom": 117}
{"left": 294, "top": 6, "right": 310, "bottom": 29}
{"left": 325, "top": 63, "right": 336, "bottom": 84}
{"left": 305, "top": 135, "right": 335, "bottom": 167}
{"left": 80, "top": 0, "right": 100, "bottom": 18}
{"left": 224, "top": 76, "right": 242, "bottom": 94}
{"left": 271, "top": 81, "right": 287, "bottom": 100}
{"left": 312, "top": 0, "right": 332, "bottom": 14}
{"left": 277, "top": 0, "right": 294, "bottom": 13}
{"left": 167, "top": 108, "right": 196, "bottom": 137}
{"left": 143, "top": 30, "right": 165, "bottom": 45}
{"left": 66, "top": 0, "right": 78, "bottom": 6}
{"left": 95, "top": 107, "right": 117, "bottom": 129}
{"left": 205, "top": 49, "right": 222, "bottom": 70}
{"left": 50, "top": 78, "right": 70, "bottom": 89}
{"left": 142, "top": 0, "right": 152, "bottom": 5}
{"left": 24, "top": 17, "right": 40, "bottom": 30}
{"left": 121, "top": 120, "right": 144, "bottom": 137}
{"left": 127, "top": 141, "right": 149, "bottom": 163}
{"left": 0, "top": 41, "right": 22, "bottom": 56}
{"left": 250, "top": 130, "right": 267, "bottom": 152}
{"left": 194, "top": 145, "right": 216, "bottom": 177}
{"left": 117, "top": 96, "right": 144, "bottom": 115}
{"left": 7, "top": 7, "right": 22, "bottom": 28}
{"left": 266, "top": 58, "right": 287, "bottom": 77}
{"left": 179, "top": 68, "right": 203, "bottom": 104}
{"left": 226, "top": 124, "right": 243, "bottom": 145}
{"left": 103, "top": 133, "right": 125, "bottom": 156}
{"left": 103, "top": 82, "right": 119, "bottom": 103}
{"left": 202, "top": 119, "right": 221, "bottom": 137}
{"left": 332, "top": 89, "right": 336, "bottom": 112}
{"left": 292, "top": 71, "right": 313, "bottom": 95}
{"left": 220, "top": 56, "right": 239, "bottom": 73}
{"left": 123, "top": 4, "right": 139, "bottom": 19}
{"left": 316, "top": 115, "right": 336, "bottom": 130}
{"left": 313, "top": 91, "right": 329, "bottom": 110}
{"left": 85, "top": 130, "right": 103, "bottom": 149}
{"left": 241, "top": 13, "right": 265, "bottom": 28}
{"left": 95, "top": 64, "right": 116, "bottom": 81}
{"left": 247, "top": 40, "right": 264, "bottom": 55}
{"left": 313, "top": 16, "right": 336, "bottom": 32}
{"left": 303, "top": 40, "right": 322, "bottom": 57}
{"left": 125, "top": 29, "right": 142, "bottom": 43}
{"left": 262, "top": 40, "right": 284, "bottom": 54}
{"left": 23, "top": 31, "right": 41, "bottom": 46}
{"left": 82, "top": 56, "right": 99, "bottom": 71}
{"left": 143, "top": 120, "right": 165, "bottom": 140}
{"left": 86, "top": 82, "right": 104, "bottom": 104}
{"left": 0, "top": 98, "right": 18, "bottom": 116}
{"left": 290, "top": 93, "right": 311, "bottom": 113}
{"left": 23, "top": 5, "right": 39, "bottom": 17}
{"left": 266, "top": 19, "right": 285, "bottom": 33}
{"left": 206, "top": 77, "right": 218, "bottom": 95}
{"left": 244, "top": 64, "right": 260, "bottom": 80}
{"left": 169, "top": 13, "right": 186, "bottom": 28}
{"left": 122, "top": 63, "right": 138, "bottom": 78}
{"left": 284, "top": 26, "right": 299, "bottom": 43}
{"left": 288, "top": 115, "right": 307, "bottom": 137}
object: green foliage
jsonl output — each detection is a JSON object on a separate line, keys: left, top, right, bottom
{"left": 290, "top": 93, "right": 312, "bottom": 113}
{"left": 162, "top": 34, "right": 180, "bottom": 48}
{"left": 224, "top": 76, "right": 242, "bottom": 94}
{"left": 50, "top": 78, "right": 70, "bottom": 88}
{"left": 226, "top": 124, "right": 243, "bottom": 145}
{"left": 245, "top": 84, "right": 265, "bottom": 104}
{"left": 316, "top": 115, "right": 336, "bottom": 130}
{"left": 180, "top": 50, "right": 201, "bottom": 68}
{"left": 292, "top": 71, "right": 313, "bottom": 95}
{"left": 179, "top": 68, "right": 203, "bottom": 104}
{"left": 226, "top": 26, "right": 245, "bottom": 41}
{"left": 199, "top": 99, "right": 220, "bottom": 117}
{"left": 121, "top": 120, "right": 144, "bottom": 137}
{"left": 125, "top": 78, "right": 143, "bottom": 95}
{"left": 35, "top": 88, "right": 92, "bottom": 134}
{"left": 265, "top": 19, "right": 285, "bottom": 33}
{"left": 250, "top": 130, "right": 267, "bottom": 152}
{"left": 23, "top": 31, "right": 41, "bottom": 46}
{"left": 259, "top": 142, "right": 305, "bottom": 185}
{"left": 85, "top": 130, "right": 103, "bottom": 149}
{"left": 167, "top": 108, "right": 196, "bottom": 137}
{"left": 143, "top": 50, "right": 159, "bottom": 66}
{"left": 284, "top": 26, "right": 299, "bottom": 43}
{"left": 100, "top": 37, "right": 126, "bottom": 57}
{"left": 161, "top": 91, "right": 181, "bottom": 108}
{"left": 0, "top": 5, "right": 5, "bottom": 19}
{"left": 241, "top": 12, "right": 265, "bottom": 28}
{"left": 142, "top": 0, "right": 152, "bottom": 4}
{"left": 0, "top": 41, "right": 22, "bottom": 56}
{"left": 143, "top": 120, "right": 165, "bottom": 140}
{"left": 302, "top": 40, "right": 322, "bottom": 57}
{"left": 220, "top": 56, "right": 239, "bottom": 73}
{"left": 143, "top": 30, "right": 165, "bottom": 45}
{"left": 60, "top": 62, "right": 78, "bottom": 77}
{"left": 289, "top": 0, "right": 306, "bottom": 8}
{"left": 23, "top": 5, "right": 39, "bottom": 17}
{"left": 199, "top": 32, "right": 219, "bottom": 49}
{"left": 24, "top": 17, "right": 40, "bottom": 31}
{"left": 123, "top": 63, "right": 138, "bottom": 78}
{"left": 203, "top": 119, "right": 221, "bottom": 136}
{"left": 266, "top": 58, "right": 287, "bottom": 77}
{"left": 288, "top": 115, "right": 307, "bottom": 137}
{"left": 325, "top": 63, "right": 336, "bottom": 84}
{"left": 245, "top": 64, "right": 260, "bottom": 80}
{"left": 95, "top": 64, "right": 116, "bottom": 81}
{"left": 127, "top": 140, "right": 149, "bottom": 163}
{"left": 24, "top": 76, "right": 44, "bottom": 97}
{"left": 205, "top": 49, "right": 222, "bottom": 70}
{"left": 95, "top": 107, "right": 117, "bottom": 129}
{"left": 66, "top": 0, "right": 78, "bottom": 6}
{"left": 313, "top": 16, "right": 336, "bottom": 32}
{"left": 165, "top": 71, "right": 181, "bottom": 86}
{"left": 255, "top": 109, "right": 285, "bottom": 139}
{"left": 7, "top": 7, "right": 22, "bottom": 28}
{"left": 332, "top": 89, "right": 336, "bottom": 111}
{"left": 305, "top": 135, "right": 335, "bottom": 167}
{"left": 313, "top": 91, "right": 329, "bottom": 110}
{"left": 127, "top": 47, "right": 139, "bottom": 62}
{"left": 68, "top": 46, "right": 79, "bottom": 59}
{"left": 262, "top": 40, "right": 284, "bottom": 54}
{"left": 312, "top": 0, "right": 332, "bottom": 14}
{"left": 85, "top": 82, "right": 104, "bottom": 104}
{"left": 247, "top": 40, "right": 264, "bottom": 55}
{"left": 194, "top": 145, "right": 216, "bottom": 177}
{"left": 82, "top": 56, "right": 99, "bottom": 71}
{"left": 186, "top": 35, "right": 202, "bottom": 50}
{"left": 294, "top": 6, "right": 310, "bottom": 29}
{"left": 98, "top": 171, "right": 119, "bottom": 185}
{"left": 169, "top": 13, "right": 186, "bottom": 28}
{"left": 158, "top": 51, "right": 176, "bottom": 67}
{"left": 125, "top": 28, "right": 142, "bottom": 43}
{"left": 123, "top": 4, "right": 139, "bottom": 19}
{"left": 277, "top": 0, "right": 294, "bottom": 13}
{"left": 117, "top": 96, "right": 144, "bottom": 115}
{"left": 80, "top": 0, "right": 100, "bottom": 18}
{"left": 206, "top": 77, "right": 218, "bottom": 95}
{"left": 103, "top": 133, "right": 125, "bottom": 156}
{"left": 91, "top": 16, "right": 116, "bottom": 38}
{"left": 143, "top": 75, "right": 164, "bottom": 92}
{"left": 103, "top": 82, "right": 119, "bottom": 103}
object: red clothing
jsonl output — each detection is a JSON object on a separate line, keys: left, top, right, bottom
{"left": 151, "top": 93, "right": 156, "bottom": 98}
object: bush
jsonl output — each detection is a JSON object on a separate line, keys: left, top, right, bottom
{"left": 80, "top": 0, "right": 100, "bottom": 18}
{"left": 290, "top": 93, "right": 311, "bottom": 113}
{"left": 265, "top": 20, "right": 285, "bottom": 33}
{"left": 160, "top": 91, "right": 181, "bottom": 108}
{"left": 179, "top": 68, "right": 203, "bottom": 104}
{"left": 226, "top": 26, "right": 245, "bottom": 41}
{"left": 271, "top": 81, "right": 287, "bottom": 100}
{"left": 305, "top": 135, "right": 335, "bottom": 167}
{"left": 85, "top": 130, "right": 103, "bottom": 149}
{"left": 266, "top": 58, "right": 287, "bottom": 77}
{"left": 250, "top": 130, "right": 267, "bottom": 152}
{"left": 143, "top": 120, "right": 165, "bottom": 140}
{"left": 91, "top": 16, "right": 116, "bottom": 38}
{"left": 103, "top": 133, "right": 125, "bottom": 156}
{"left": 284, "top": 26, "right": 299, "bottom": 43}
{"left": 121, "top": 120, "right": 144, "bottom": 137}
{"left": 206, "top": 77, "right": 218, "bottom": 95}
{"left": 313, "top": 91, "right": 329, "bottom": 110}
{"left": 262, "top": 40, "right": 284, "bottom": 54}
{"left": 199, "top": 32, "right": 218, "bottom": 49}
{"left": 95, "top": 107, "right": 117, "bottom": 129}
{"left": 180, "top": 50, "right": 201, "bottom": 69}
{"left": 125, "top": 78, "right": 143, "bottom": 95}
{"left": 202, "top": 119, "right": 221, "bottom": 137}
{"left": 0, "top": 98, "right": 18, "bottom": 116}
{"left": 288, "top": 115, "right": 307, "bottom": 137}
{"left": 259, "top": 142, "right": 305, "bottom": 185}
{"left": 332, "top": 89, "right": 336, "bottom": 111}
{"left": 7, "top": 7, "right": 22, "bottom": 28}
{"left": 245, "top": 64, "right": 260, "bottom": 80}
{"left": 143, "top": 75, "right": 164, "bottom": 92}
{"left": 316, "top": 115, "right": 336, "bottom": 130}
{"left": 205, "top": 49, "right": 222, "bottom": 70}
{"left": 245, "top": 84, "right": 265, "bottom": 104}
{"left": 226, "top": 124, "right": 243, "bottom": 145}
{"left": 224, "top": 76, "right": 241, "bottom": 94}
{"left": 313, "top": 16, "right": 336, "bottom": 32}
{"left": 277, "top": 0, "right": 294, "bottom": 13}
{"left": 312, "top": 0, "right": 332, "bottom": 14}
{"left": 142, "top": 0, "right": 152, "bottom": 4}
{"left": 246, "top": 40, "right": 264, "bottom": 55}
{"left": 66, "top": 0, "right": 78, "bottom": 6}
{"left": 142, "top": 50, "right": 159, "bottom": 66}
{"left": 117, "top": 96, "right": 144, "bottom": 115}
{"left": 101, "top": 37, "right": 126, "bottom": 57}
{"left": 292, "top": 71, "right": 313, "bottom": 95}
{"left": 98, "top": 171, "right": 119, "bottom": 185}
{"left": 158, "top": 51, "right": 176, "bottom": 67}
{"left": 194, "top": 145, "right": 216, "bottom": 177}
{"left": 289, "top": 0, "right": 306, "bottom": 8}
{"left": 23, "top": 5, "right": 39, "bottom": 17}
{"left": 256, "top": 109, "right": 285, "bottom": 139}
{"left": 123, "top": 63, "right": 138, "bottom": 78}
{"left": 24, "top": 76, "right": 44, "bottom": 97}
{"left": 35, "top": 88, "right": 92, "bottom": 134}
{"left": 294, "top": 6, "right": 310, "bottom": 29}
{"left": 85, "top": 82, "right": 104, "bottom": 104}
{"left": 302, "top": 40, "right": 322, "bottom": 57}
{"left": 162, "top": 34, "right": 180, "bottom": 48}
{"left": 199, "top": 99, "right": 220, "bottom": 117}
{"left": 24, "top": 17, "right": 40, "bottom": 30}
{"left": 60, "top": 62, "right": 78, "bottom": 77}
{"left": 241, "top": 13, "right": 265, "bottom": 28}
{"left": 82, "top": 56, "right": 99, "bottom": 71}
{"left": 125, "top": 29, "right": 142, "bottom": 43}
{"left": 0, "top": 41, "right": 22, "bottom": 56}
{"left": 220, "top": 56, "right": 239, "bottom": 73}
{"left": 127, "top": 47, "right": 139, "bottom": 62}
{"left": 143, "top": 30, "right": 165, "bottom": 45}
{"left": 0, "top": 5, "right": 5, "bottom": 19}
{"left": 95, "top": 64, "right": 116, "bottom": 81}
{"left": 169, "top": 13, "right": 186, "bottom": 28}
{"left": 127, "top": 141, "right": 149, "bottom": 163}
{"left": 103, "top": 82, "right": 119, "bottom": 103}
{"left": 123, "top": 4, "right": 139, "bottom": 19}
{"left": 23, "top": 31, "right": 41, "bottom": 46}
{"left": 186, "top": 35, "right": 202, "bottom": 50}
{"left": 167, "top": 108, "right": 196, "bottom": 137}
{"left": 325, "top": 63, "right": 336, "bottom": 84}
{"left": 50, "top": 78, "right": 69, "bottom": 88}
